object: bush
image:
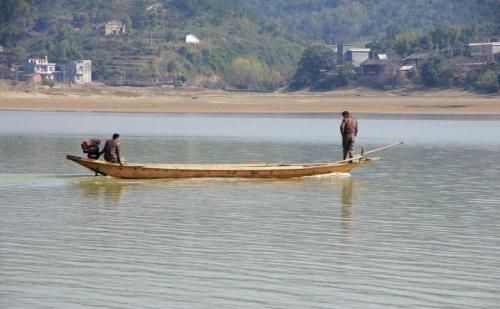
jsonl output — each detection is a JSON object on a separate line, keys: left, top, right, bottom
{"left": 476, "top": 70, "right": 499, "bottom": 93}
{"left": 421, "top": 56, "right": 442, "bottom": 87}
{"left": 43, "top": 80, "right": 55, "bottom": 88}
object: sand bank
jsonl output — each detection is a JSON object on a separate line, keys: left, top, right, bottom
{"left": 0, "top": 85, "right": 498, "bottom": 114}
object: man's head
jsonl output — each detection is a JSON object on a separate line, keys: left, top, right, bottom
{"left": 342, "top": 111, "right": 350, "bottom": 118}
{"left": 112, "top": 133, "right": 120, "bottom": 140}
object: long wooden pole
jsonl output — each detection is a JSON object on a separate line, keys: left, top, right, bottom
{"left": 332, "top": 141, "right": 403, "bottom": 164}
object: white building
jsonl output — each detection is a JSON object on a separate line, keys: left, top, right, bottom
{"left": 468, "top": 42, "right": 500, "bottom": 63}
{"left": 105, "top": 20, "right": 126, "bottom": 36}
{"left": 186, "top": 34, "right": 200, "bottom": 45}
{"left": 346, "top": 48, "right": 371, "bottom": 67}
{"left": 23, "top": 56, "right": 56, "bottom": 81}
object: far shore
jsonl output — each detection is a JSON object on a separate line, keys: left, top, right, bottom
{"left": 0, "top": 83, "right": 499, "bottom": 115}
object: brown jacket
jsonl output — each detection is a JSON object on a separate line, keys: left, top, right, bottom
{"left": 100, "top": 139, "right": 121, "bottom": 163}
{"left": 340, "top": 116, "right": 358, "bottom": 136}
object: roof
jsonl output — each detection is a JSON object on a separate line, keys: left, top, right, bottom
{"left": 468, "top": 42, "right": 500, "bottom": 46}
{"left": 348, "top": 48, "right": 370, "bottom": 53}
{"left": 404, "top": 53, "right": 430, "bottom": 60}
{"left": 106, "top": 20, "right": 124, "bottom": 25}
{"left": 400, "top": 65, "right": 416, "bottom": 71}
{"left": 361, "top": 59, "right": 393, "bottom": 66}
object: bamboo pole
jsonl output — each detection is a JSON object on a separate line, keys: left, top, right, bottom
{"left": 333, "top": 141, "right": 403, "bottom": 164}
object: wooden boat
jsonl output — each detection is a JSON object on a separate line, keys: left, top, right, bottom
{"left": 67, "top": 143, "right": 401, "bottom": 179}
{"left": 67, "top": 155, "right": 378, "bottom": 179}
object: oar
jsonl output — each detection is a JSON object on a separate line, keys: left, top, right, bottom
{"left": 333, "top": 141, "right": 403, "bottom": 164}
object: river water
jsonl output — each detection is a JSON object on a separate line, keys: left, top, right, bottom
{"left": 1, "top": 111, "right": 499, "bottom": 309}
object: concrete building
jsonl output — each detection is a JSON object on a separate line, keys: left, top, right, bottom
{"left": 57, "top": 60, "right": 92, "bottom": 84}
{"left": 324, "top": 44, "right": 338, "bottom": 53}
{"left": 105, "top": 20, "right": 126, "bottom": 36}
{"left": 361, "top": 59, "right": 397, "bottom": 76}
{"left": 403, "top": 53, "right": 430, "bottom": 67}
{"left": 69, "top": 60, "right": 92, "bottom": 84}
{"left": 337, "top": 44, "right": 370, "bottom": 67}
{"left": 186, "top": 34, "right": 200, "bottom": 45}
{"left": 468, "top": 42, "right": 500, "bottom": 63}
{"left": 23, "top": 56, "right": 56, "bottom": 82}
{"left": 346, "top": 48, "right": 371, "bottom": 67}
{"left": 337, "top": 44, "right": 353, "bottom": 64}
{"left": 24, "top": 73, "right": 43, "bottom": 85}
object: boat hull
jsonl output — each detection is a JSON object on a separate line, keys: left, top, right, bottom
{"left": 66, "top": 155, "right": 378, "bottom": 179}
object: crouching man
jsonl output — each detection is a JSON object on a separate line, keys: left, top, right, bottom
{"left": 100, "top": 133, "right": 123, "bottom": 166}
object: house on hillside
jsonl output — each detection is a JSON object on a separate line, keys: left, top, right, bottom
{"left": 360, "top": 58, "right": 399, "bottom": 87}
{"left": 324, "top": 44, "right": 338, "bottom": 53}
{"left": 105, "top": 20, "right": 126, "bottom": 36}
{"left": 403, "top": 53, "right": 430, "bottom": 68}
{"left": 186, "top": 34, "right": 200, "bottom": 45}
{"left": 337, "top": 44, "right": 353, "bottom": 64}
{"left": 468, "top": 42, "right": 500, "bottom": 63}
{"left": 346, "top": 48, "right": 371, "bottom": 67}
{"left": 24, "top": 73, "right": 43, "bottom": 85}
{"left": 23, "top": 56, "right": 56, "bottom": 82}
{"left": 478, "top": 35, "right": 500, "bottom": 43}
{"left": 361, "top": 59, "right": 398, "bottom": 76}
{"left": 57, "top": 60, "right": 92, "bottom": 84}
{"left": 337, "top": 43, "right": 370, "bottom": 67}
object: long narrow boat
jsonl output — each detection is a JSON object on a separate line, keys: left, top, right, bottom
{"left": 67, "top": 155, "right": 378, "bottom": 179}
{"left": 66, "top": 142, "right": 401, "bottom": 179}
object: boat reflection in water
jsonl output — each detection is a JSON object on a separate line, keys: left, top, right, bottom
{"left": 341, "top": 177, "right": 356, "bottom": 234}
{"left": 74, "top": 177, "right": 129, "bottom": 206}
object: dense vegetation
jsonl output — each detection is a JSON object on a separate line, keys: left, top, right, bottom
{"left": 289, "top": 25, "right": 500, "bottom": 93}
{"left": 0, "top": 0, "right": 498, "bottom": 91}
{"left": 233, "top": 0, "right": 499, "bottom": 44}
{"left": 0, "top": 0, "right": 300, "bottom": 88}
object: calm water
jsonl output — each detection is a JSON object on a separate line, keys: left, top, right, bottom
{"left": 1, "top": 111, "right": 499, "bottom": 309}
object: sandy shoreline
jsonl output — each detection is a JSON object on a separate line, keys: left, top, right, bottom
{"left": 0, "top": 85, "right": 499, "bottom": 114}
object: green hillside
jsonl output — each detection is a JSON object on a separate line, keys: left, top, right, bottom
{"left": 0, "top": 0, "right": 498, "bottom": 89}
{"left": 233, "top": 0, "right": 499, "bottom": 44}
{"left": 0, "top": 0, "right": 301, "bottom": 89}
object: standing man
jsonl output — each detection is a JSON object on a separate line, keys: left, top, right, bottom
{"left": 100, "top": 133, "right": 123, "bottom": 165}
{"left": 340, "top": 111, "right": 358, "bottom": 161}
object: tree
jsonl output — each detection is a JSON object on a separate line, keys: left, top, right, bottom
{"left": 289, "top": 45, "right": 335, "bottom": 90}
{"left": 227, "top": 56, "right": 266, "bottom": 89}
{"left": 393, "top": 31, "right": 419, "bottom": 56}
{"left": 131, "top": 0, "right": 150, "bottom": 30}
{"left": 476, "top": 71, "right": 499, "bottom": 93}
{"left": 421, "top": 56, "right": 442, "bottom": 87}
{"left": 0, "top": 0, "right": 33, "bottom": 46}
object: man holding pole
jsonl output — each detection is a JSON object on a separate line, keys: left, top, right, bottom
{"left": 340, "top": 111, "right": 358, "bottom": 161}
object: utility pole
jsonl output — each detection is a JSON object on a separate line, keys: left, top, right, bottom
{"left": 15, "top": 69, "right": 19, "bottom": 93}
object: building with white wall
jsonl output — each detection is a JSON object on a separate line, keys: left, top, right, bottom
{"left": 186, "top": 34, "right": 200, "bottom": 45}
